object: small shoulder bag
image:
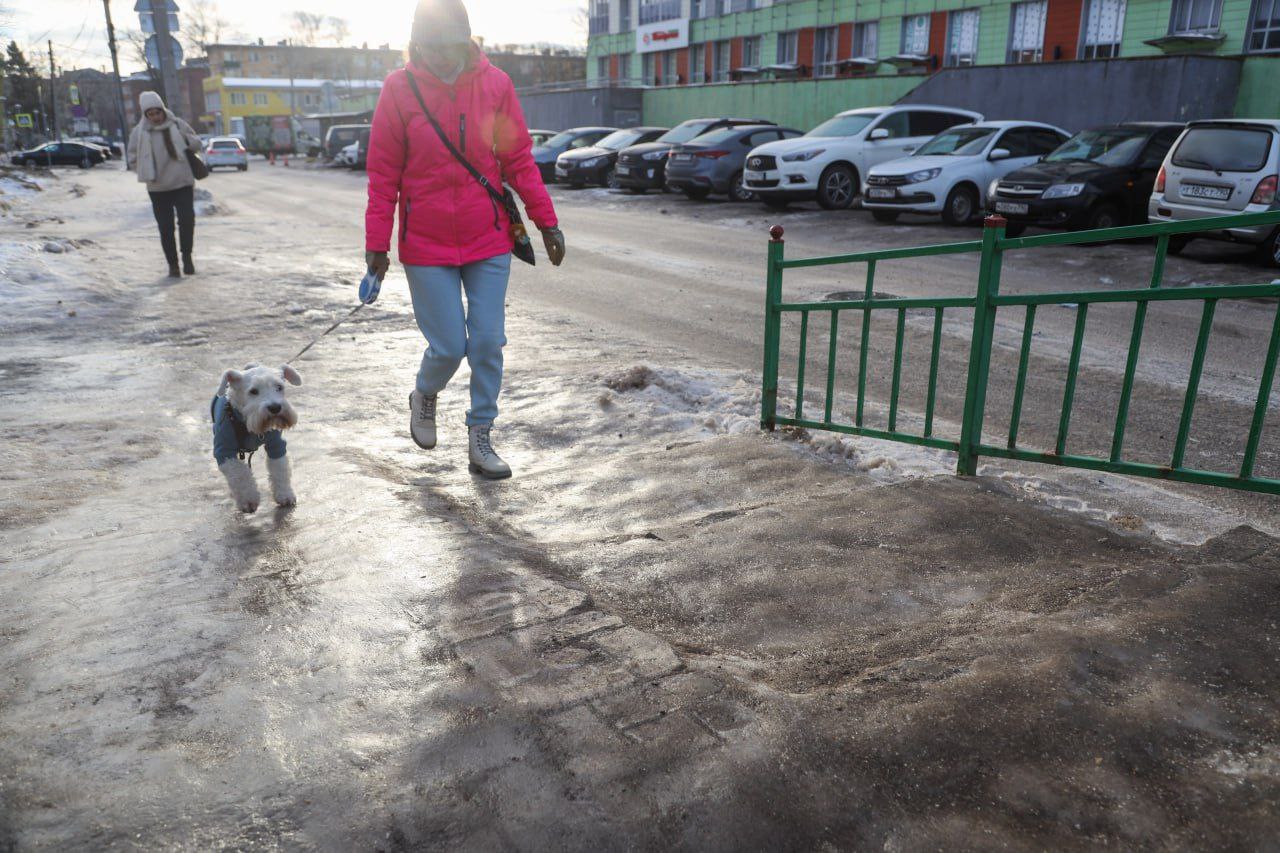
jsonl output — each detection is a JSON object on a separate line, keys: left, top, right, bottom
{"left": 402, "top": 70, "right": 535, "bottom": 266}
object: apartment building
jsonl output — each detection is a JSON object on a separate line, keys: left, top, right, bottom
{"left": 206, "top": 42, "right": 403, "bottom": 83}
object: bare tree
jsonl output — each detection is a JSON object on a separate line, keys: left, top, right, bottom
{"left": 572, "top": 3, "right": 590, "bottom": 43}
{"left": 289, "top": 11, "right": 326, "bottom": 47}
{"left": 183, "top": 0, "right": 229, "bottom": 57}
{"left": 326, "top": 16, "right": 350, "bottom": 47}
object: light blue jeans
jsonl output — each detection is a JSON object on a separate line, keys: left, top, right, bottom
{"left": 405, "top": 253, "right": 511, "bottom": 427}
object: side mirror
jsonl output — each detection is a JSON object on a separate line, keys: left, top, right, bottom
{"left": 868, "top": 128, "right": 890, "bottom": 141}
{"left": 989, "top": 148, "right": 1011, "bottom": 161}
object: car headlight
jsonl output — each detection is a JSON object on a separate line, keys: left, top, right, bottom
{"left": 781, "top": 149, "right": 825, "bottom": 162}
{"left": 642, "top": 150, "right": 667, "bottom": 161}
{"left": 988, "top": 179, "right": 1000, "bottom": 200}
{"left": 906, "top": 168, "right": 942, "bottom": 184}
{"left": 579, "top": 157, "right": 603, "bottom": 168}
{"left": 1042, "top": 183, "right": 1086, "bottom": 199}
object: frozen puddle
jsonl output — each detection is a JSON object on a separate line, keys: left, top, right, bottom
{"left": 597, "top": 362, "right": 1268, "bottom": 546}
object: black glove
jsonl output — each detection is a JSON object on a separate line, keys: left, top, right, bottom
{"left": 541, "top": 227, "right": 565, "bottom": 267}
{"left": 365, "top": 250, "right": 390, "bottom": 281}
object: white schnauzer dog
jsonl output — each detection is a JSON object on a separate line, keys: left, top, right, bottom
{"left": 211, "top": 364, "right": 302, "bottom": 513}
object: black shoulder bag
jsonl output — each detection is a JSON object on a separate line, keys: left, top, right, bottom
{"left": 402, "top": 71, "right": 535, "bottom": 266}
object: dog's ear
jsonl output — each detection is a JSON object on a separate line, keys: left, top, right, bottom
{"left": 280, "top": 365, "right": 302, "bottom": 387}
{"left": 218, "top": 369, "right": 244, "bottom": 396}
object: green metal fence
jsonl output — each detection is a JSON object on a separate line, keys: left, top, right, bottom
{"left": 760, "top": 211, "right": 1280, "bottom": 496}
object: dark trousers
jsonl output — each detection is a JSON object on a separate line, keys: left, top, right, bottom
{"left": 148, "top": 185, "right": 195, "bottom": 266}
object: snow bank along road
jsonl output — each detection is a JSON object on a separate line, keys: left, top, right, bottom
{"left": 1, "top": 163, "right": 1278, "bottom": 849}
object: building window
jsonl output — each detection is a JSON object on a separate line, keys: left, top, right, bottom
{"left": 1169, "top": 0, "right": 1222, "bottom": 32}
{"left": 729, "top": 0, "right": 755, "bottom": 10}
{"left": 589, "top": 0, "right": 610, "bottom": 35}
{"left": 713, "top": 39, "right": 731, "bottom": 81}
{"left": 1008, "top": 0, "right": 1047, "bottom": 62}
{"left": 853, "top": 21, "right": 879, "bottom": 57}
{"left": 597, "top": 55, "right": 610, "bottom": 80}
{"left": 205, "top": 91, "right": 221, "bottom": 111}
{"left": 638, "top": 0, "right": 681, "bottom": 25}
{"left": 776, "top": 30, "right": 799, "bottom": 64}
{"left": 1081, "top": 0, "right": 1126, "bottom": 58}
{"left": 1247, "top": 0, "right": 1280, "bottom": 50}
{"left": 253, "top": 93, "right": 268, "bottom": 106}
{"left": 742, "top": 35, "right": 762, "bottom": 67}
{"left": 900, "top": 14, "right": 930, "bottom": 55}
{"left": 814, "top": 26, "right": 839, "bottom": 76}
{"left": 620, "top": 0, "right": 631, "bottom": 30}
{"left": 947, "top": 9, "right": 980, "bottom": 65}
{"left": 249, "top": 51, "right": 260, "bottom": 62}
{"left": 642, "top": 52, "right": 656, "bottom": 84}
{"left": 229, "top": 92, "right": 247, "bottom": 105}
{"left": 690, "top": 43, "right": 706, "bottom": 81}
{"left": 692, "top": 0, "right": 723, "bottom": 17}
{"left": 660, "top": 48, "right": 680, "bottom": 84}
{"left": 617, "top": 52, "right": 632, "bottom": 79}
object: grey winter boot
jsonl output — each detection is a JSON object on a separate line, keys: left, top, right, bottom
{"left": 409, "top": 390, "right": 438, "bottom": 449}
{"left": 468, "top": 425, "right": 511, "bottom": 479}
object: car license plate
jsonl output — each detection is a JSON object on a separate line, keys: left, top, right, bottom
{"left": 671, "top": 154, "right": 691, "bottom": 161}
{"left": 867, "top": 187, "right": 896, "bottom": 199}
{"left": 744, "top": 170, "right": 764, "bottom": 182}
{"left": 1182, "top": 184, "right": 1231, "bottom": 201}
{"left": 995, "top": 201, "right": 1029, "bottom": 215}
{"left": 616, "top": 165, "right": 629, "bottom": 175}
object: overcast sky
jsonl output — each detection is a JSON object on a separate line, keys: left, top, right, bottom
{"left": 8, "top": 0, "right": 587, "bottom": 74}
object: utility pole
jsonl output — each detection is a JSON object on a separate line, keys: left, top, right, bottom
{"left": 48, "top": 40, "right": 59, "bottom": 140}
{"left": 149, "top": 0, "right": 183, "bottom": 120}
{"left": 102, "top": 0, "right": 133, "bottom": 167}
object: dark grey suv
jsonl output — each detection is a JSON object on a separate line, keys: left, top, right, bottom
{"left": 666, "top": 125, "right": 803, "bottom": 201}
{"left": 615, "top": 117, "right": 776, "bottom": 193}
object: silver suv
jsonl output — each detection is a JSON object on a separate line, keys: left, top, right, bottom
{"left": 1148, "top": 119, "right": 1280, "bottom": 267}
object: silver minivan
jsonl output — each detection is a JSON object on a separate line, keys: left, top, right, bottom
{"left": 1148, "top": 119, "right": 1280, "bottom": 267}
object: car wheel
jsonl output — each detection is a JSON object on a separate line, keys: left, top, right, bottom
{"left": 1254, "top": 228, "right": 1280, "bottom": 269}
{"left": 1166, "top": 235, "right": 1189, "bottom": 256}
{"left": 1087, "top": 203, "right": 1123, "bottom": 232}
{"left": 942, "top": 184, "right": 979, "bottom": 226}
{"left": 763, "top": 198, "right": 790, "bottom": 210}
{"left": 605, "top": 167, "right": 620, "bottom": 189}
{"left": 871, "top": 210, "right": 900, "bottom": 223}
{"left": 79, "top": 158, "right": 90, "bottom": 169}
{"left": 728, "top": 172, "right": 755, "bottom": 203}
{"left": 683, "top": 187, "right": 711, "bottom": 200}
{"left": 1002, "top": 221, "right": 1028, "bottom": 238}
{"left": 817, "top": 164, "right": 857, "bottom": 210}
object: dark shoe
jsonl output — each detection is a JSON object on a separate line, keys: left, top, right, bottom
{"left": 182, "top": 254, "right": 195, "bottom": 275}
{"left": 168, "top": 263, "right": 182, "bottom": 278}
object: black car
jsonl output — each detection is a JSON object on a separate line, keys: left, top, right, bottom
{"left": 615, "top": 117, "right": 776, "bottom": 194}
{"left": 989, "top": 122, "right": 1184, "bottom": 236}
{"left": 532, "top": 127, "right": 616, "bottom": 183}
{"left": 554, "top": 126, "right": 667, "bottom": 188}
{"left": 12, "top": 141, "right": 107, "bottom": 168}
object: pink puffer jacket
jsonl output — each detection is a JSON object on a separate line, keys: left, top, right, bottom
{"left": 365, "top": 48, "right": 557, "bottom": 267}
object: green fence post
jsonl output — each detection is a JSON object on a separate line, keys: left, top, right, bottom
{"left": 957, "top": 215, "right": 1006, "bottom": 476}
{"left": 761, "top": 225, "right": 786, "bottom": 431}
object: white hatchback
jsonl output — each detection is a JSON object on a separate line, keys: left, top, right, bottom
{"left": 863, "top": 121, "right": 1070, "bottom": 226}
{"left": 205, "top": 137, "right": 248, "bottom": 172}
{"left": 743, "top": 105, "right": 983, "bottom": 210}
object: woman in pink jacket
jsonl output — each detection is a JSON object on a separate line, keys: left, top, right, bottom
{"left": 365, "top": 0, "right": 564, "bottom": 479}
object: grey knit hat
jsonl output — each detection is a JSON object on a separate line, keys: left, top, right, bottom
{"left": 411, "top": 0, "right": 471, "bottom": 46}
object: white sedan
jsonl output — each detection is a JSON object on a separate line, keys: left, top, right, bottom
{"left": 204, "top": 137, "right": 248, "bottom": 172}
{"left": 862, "top": 121, "right": 1070, "bottom": 226}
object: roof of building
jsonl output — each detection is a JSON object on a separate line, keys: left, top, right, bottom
{"left": 216, "top": 77, "right": 385, "bottom": 90}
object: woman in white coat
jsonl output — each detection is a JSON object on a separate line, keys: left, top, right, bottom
{"left": 127, "top": 91, "right": 202, "bottom": 278}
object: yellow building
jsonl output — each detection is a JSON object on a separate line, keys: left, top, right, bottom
{"left": 202, "top": 76, "right": 384, "bottom": 138}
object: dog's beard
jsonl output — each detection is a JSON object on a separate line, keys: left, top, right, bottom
{"left": 246, "top": 407, "right": 297, "bottom": 435}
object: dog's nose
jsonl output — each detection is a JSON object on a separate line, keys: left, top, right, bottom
{"left": 267, "top": 403, "right": 282, "bottom": 414}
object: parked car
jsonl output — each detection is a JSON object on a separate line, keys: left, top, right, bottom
{"left": 863, "top": 121, "right": 1069, "bottom": 225}
{"left": 990, "top": 122, "right": 1183, "bottom": 236}
{"left": 666, "top": 124, "right": 803, "bottom": 201}
{"left": 554, "top": 126, "right": 667, "bottom": 188}
{"left": 205, "top": 136, "right": 249, "bottom": 171}
{"left": 529, "top": 129, "right": 556, "bottom": 147}
{"left": 744, "top": 105, "right": 983, "bottom": 210}
{"left": 1148, "top": 119, "right": 1280, "bottom": 267}
{"left": 615, "top": 117, "right": 777, "bottom": 194}
{"left": 532, "top": 127, "right": 615, "bottom": 182}
{"left": 323, "top": 124, "right": 369, "bottom": 160}
{"left": 11, "top": 141, "right": 106, "bottom": 168}
{"left": 336, "top": 141, "right": 359, "bottom": 167}
{"left": 79, "top": 135, "right": 122, "bottom": 158}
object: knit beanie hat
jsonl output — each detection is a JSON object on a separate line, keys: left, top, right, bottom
{"left": 139, "top": 91, "right": 165, "bottom": 112}
{"left": 411, "top": 0, "right": 471, "bottom": 46}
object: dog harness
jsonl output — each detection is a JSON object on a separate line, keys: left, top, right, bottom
{"left": 210, "top": 395, "right": 287, "bottom": 466}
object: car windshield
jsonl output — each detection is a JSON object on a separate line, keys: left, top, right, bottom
{"left": 688, "top": 127, "right": 745, "bottom": 146}
{"left": 915, "top": 127, "right": 997, "bottom": 156}
{"left": 597, "top": 129, "right": 649, "bottom": 150}
{"left": 1044, "top": 129, "right": 1150, "bottom": 166}
{"left": 658, "top": 121, "right": 713, "bottom": 144}
{"left": 212, "top": 141, "right": 239, "bottom": 149}
{"left": 807, "top": 113, "right": 880, "bottom": 138}
{"left": 1172, "top": 127, "right": 1273, "bottom": 173}
{"left": 543, "top": 130, "right": 588, "bottom": 149}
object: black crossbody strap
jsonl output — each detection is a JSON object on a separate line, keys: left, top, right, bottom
{"left": 403, "top": 70, "right": 506, "bottom": 207}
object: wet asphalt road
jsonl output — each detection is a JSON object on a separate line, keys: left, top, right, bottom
{"left": 1, "top": 162, "right": 1278, "bottom": 850}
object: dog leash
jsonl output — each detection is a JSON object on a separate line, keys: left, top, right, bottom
{"left": 286, "top": 302, "right": 365, "bottom": 365}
